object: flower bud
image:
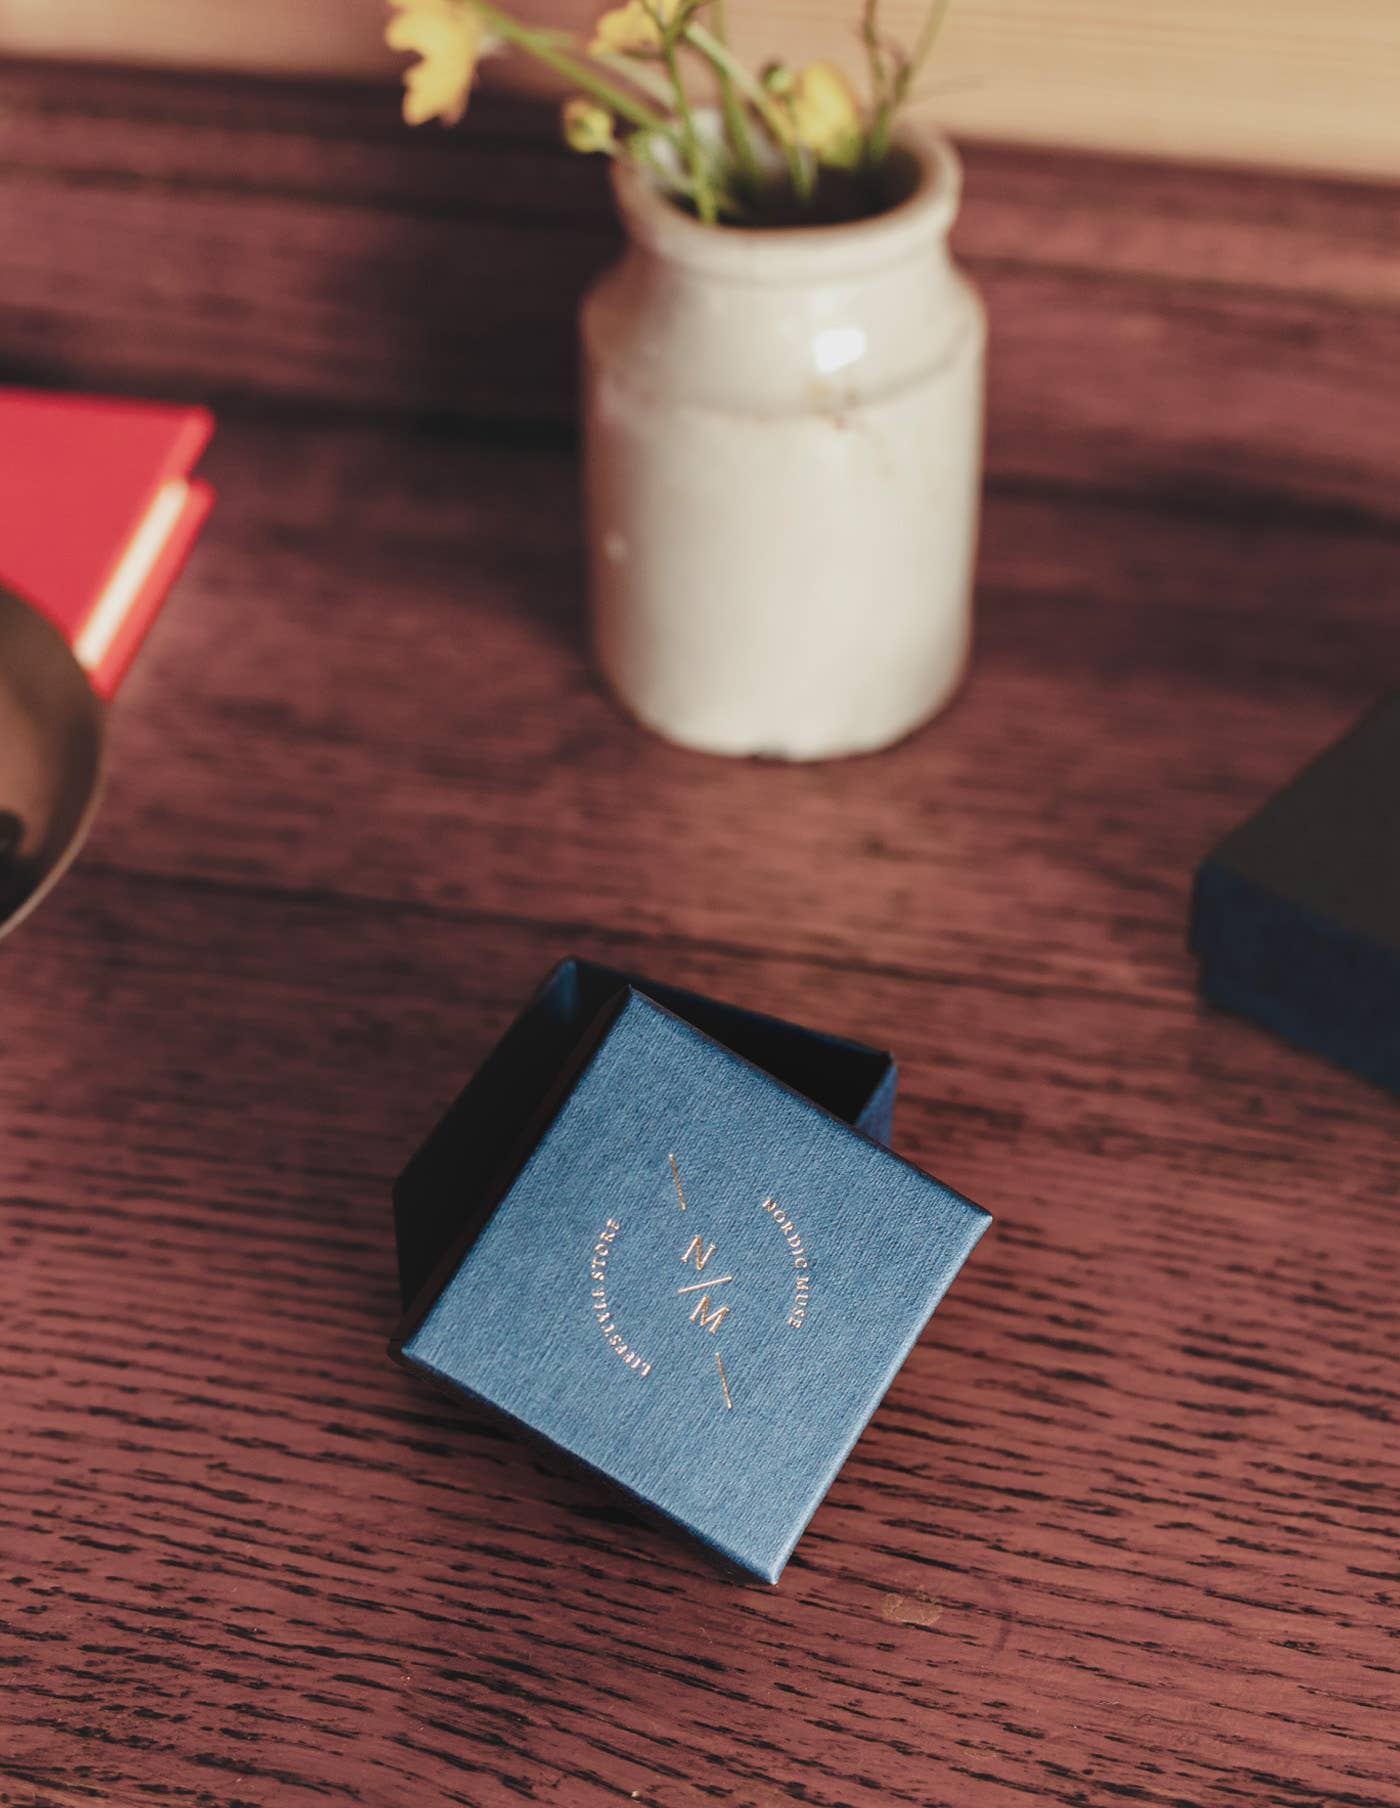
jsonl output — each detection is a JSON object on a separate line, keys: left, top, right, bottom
{"left": 562, "top": 96, "right": 619, "bottom": 155}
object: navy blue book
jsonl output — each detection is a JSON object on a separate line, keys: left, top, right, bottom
{"left": 391, "top": 959, "right": 990, "bottom": 1584}
{"left": 1190, "top": 693, "right": 1400, "bottom": 1094}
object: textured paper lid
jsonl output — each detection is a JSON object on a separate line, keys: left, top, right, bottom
{"left": 1191, "top": 692, "right": 1400, "bottom": 1092}
{"left": 394, "top": 989, "right": 989, "bottom": 1584}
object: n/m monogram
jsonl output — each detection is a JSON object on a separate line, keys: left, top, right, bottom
{"left": 667, "top": 1154, "right": 735, "bottom": 1409}
{"left": 677, "top": 1233, "right": 733, "bottom": 1333}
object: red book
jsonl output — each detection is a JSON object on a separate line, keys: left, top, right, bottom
{"left": 0, "top": 389, "right": 213, "bottom": 698}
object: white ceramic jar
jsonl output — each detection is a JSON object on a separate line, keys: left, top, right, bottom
{"left": 580, "top": 127, "right": 986, "bottom": 762}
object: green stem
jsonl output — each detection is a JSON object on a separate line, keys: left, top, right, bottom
{"left": 591, "top": 50, "right": 676, "bottom": 109}
{"left": 476, "top": 3, "right": 675, "bottom": 137}
{"left": 709, "top": 0, "right": 760, "bottom": 196}
{"left": 684, "top": 22, "right": 813, "bottom": 203}
{"left": 860, "top": 0, "right": 890, "bottom": 110}
{"left": 661, "top": 34, "right": 716, "bottom": 221}
{"left": 896, "top": 0, "right": 951, "bottom": 102}
{"left": 628, "top": 133, "right": 741, "bottom": 218}
{"left": 860, "top": 0, "right": 894, "bottom": 167}
{"left": 866, "top": 102, "right": 894, "bottom": 166}
{"left": 866, "top": 0, "right": 949, "bottom": 165}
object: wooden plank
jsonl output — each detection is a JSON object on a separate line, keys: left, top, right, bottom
{"left": 6, "top": 0, "right": 1400, "bottom": 181}
{"left": 3, "top": 400, "right": 1400, "bottom": 1801}
{"left": 82, "top": 416, "right": 1400, "bottom": 982}
{"left": 3, "top": 66, "right": 1396, "bottom": 307}
{"left": 1, "top": 65, "right": 1397, "bottom": 519}
{"left": 2, "top": 169, "right": 1394, "bottom": 516}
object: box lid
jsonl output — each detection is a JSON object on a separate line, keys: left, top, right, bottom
{"left": 393, "top": 987, "right": 989, "bottom": 1584}
{"left": 392, "top": 957, "right": 898, "bottom": 1310}
{"left": 1190, "top": 693, "right": 1400, "bottom": 1091}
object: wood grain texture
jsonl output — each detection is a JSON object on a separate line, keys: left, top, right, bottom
{"left": 3, "top": 403, "right": 1400, "bottom": 1808}
{"left": 1, "top": 63, "right": 1399, "bottom": 520}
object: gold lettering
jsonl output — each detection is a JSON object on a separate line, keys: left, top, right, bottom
{"left": 689, "top": 1293, "right": 730, "bottom": 1334}
{"left": 682, "top": 1235, "right": 717, "bottom": 1273}
{"left": 589, "top": 1216, "right": 653, "bottom": 1376}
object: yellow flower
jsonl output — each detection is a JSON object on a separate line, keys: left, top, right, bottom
{"left": 589, "top": 0, "right": 681, "bottom": 57}
{"left": 786, "top": 62, "right": 865, "bottom": 169}
{"left": 385, "top": 0, "right": 490, "bottom": 127}
{"left": 562, "top": 97, "right": 618, "bottom": 155}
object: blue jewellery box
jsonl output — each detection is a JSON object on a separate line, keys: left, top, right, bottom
{"left": 1190, "top": 693, "right": 1400, "bottom": 1094}
{"left": 391, "top": 959, "right": 991, "bottom": 1585}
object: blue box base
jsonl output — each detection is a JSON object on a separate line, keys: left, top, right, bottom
{"left": 392, "top": 983, "right": 986, "bottom": 1584}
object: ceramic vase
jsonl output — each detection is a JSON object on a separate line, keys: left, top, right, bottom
{"left": 580, "top": 127, "right": 987, "bottom": 762}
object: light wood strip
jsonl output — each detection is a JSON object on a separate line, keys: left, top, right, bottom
{"left": 5, "top": 0, "right": 1400, "bottom": 179}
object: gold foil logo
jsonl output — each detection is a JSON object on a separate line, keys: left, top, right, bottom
{"left": 761, "top": 1196, "right": 810, "bottom": 1329}
{"left": 585, "top": 1154, "right": 813, "bottom": 1413}
{"left": 589, "top": 1218, "right": 653, "bottom": 1375}
{"left": 677, "top": 1235, "right": 734, "bottom": 1334}
{"left": 673, "top": 1173, "right": 735, "bottom": 1406}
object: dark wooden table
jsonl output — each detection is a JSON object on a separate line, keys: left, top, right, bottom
{"left": 4, "top": 62, "right": 1400, "bottom": 1808}
{"left": 5, "top": 413, "right": 1399, "bottom": 1808}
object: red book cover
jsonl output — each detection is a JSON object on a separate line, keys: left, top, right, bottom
{"left": 0, "top": 389, "right": 214, "bottom": 698}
